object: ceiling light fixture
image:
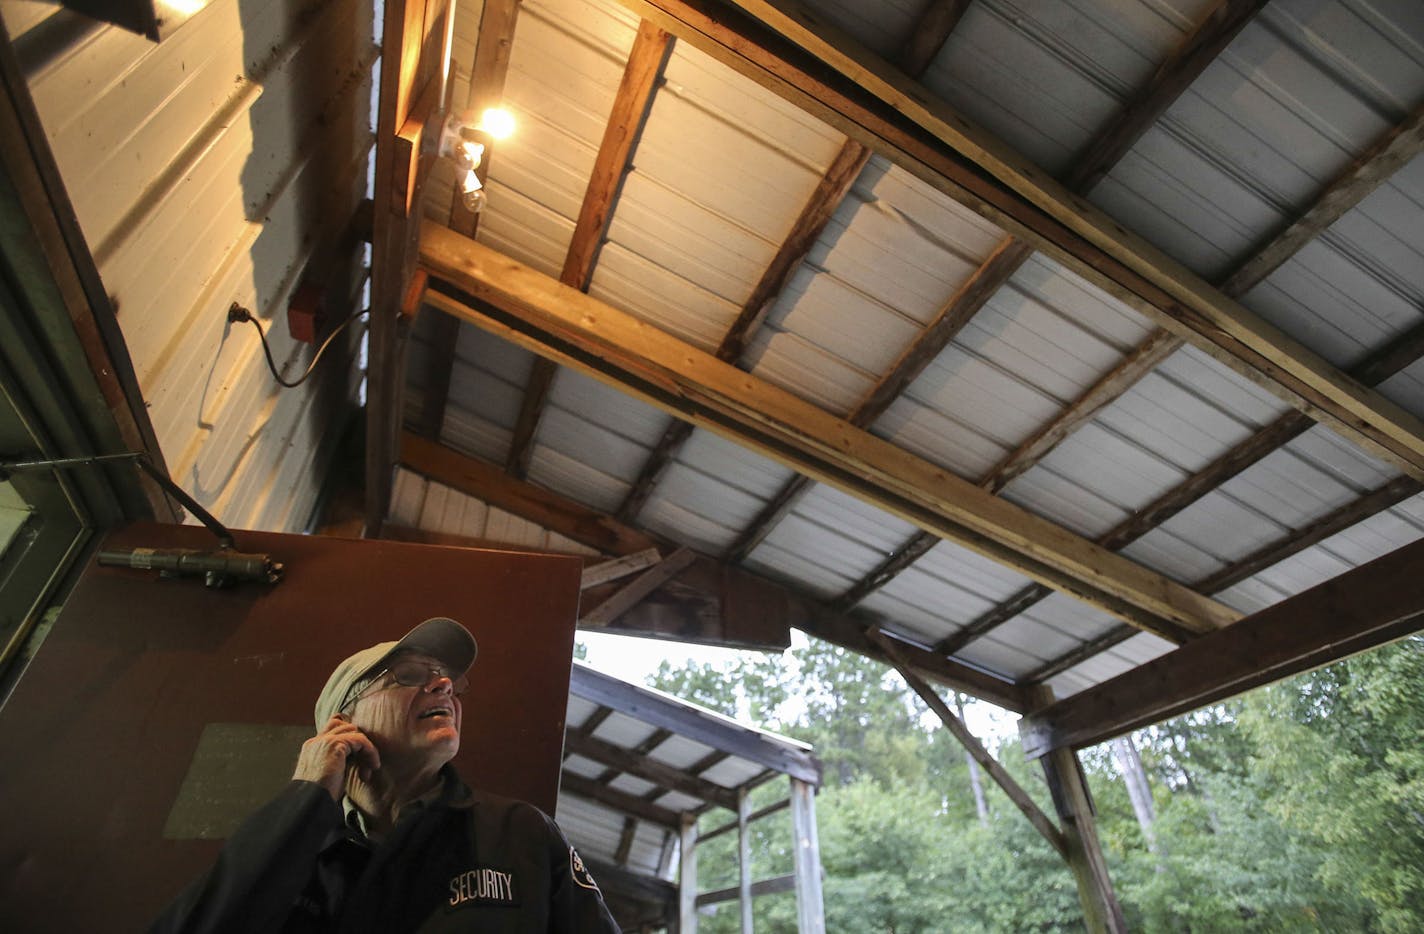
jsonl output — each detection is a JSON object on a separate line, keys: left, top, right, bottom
{"left": 439, "top": 108, "right": 516, "bottom": 214}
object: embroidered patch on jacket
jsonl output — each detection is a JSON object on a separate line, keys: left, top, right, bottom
{"left": 570, "top": 846, "right": 600, "bottom": 892}
{"left": 448, "top": 867, "right": 519, "bottom": 907}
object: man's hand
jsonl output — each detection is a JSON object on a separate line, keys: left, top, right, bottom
{"left": 293, "top": 714, "right": 381, "bottom": 802}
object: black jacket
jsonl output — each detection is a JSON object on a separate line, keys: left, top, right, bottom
{"left": 151, "top": 770, "right": 621, "bottom": 933}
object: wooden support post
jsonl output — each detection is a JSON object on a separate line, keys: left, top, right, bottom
{"left": 679, "top": 814, "right": 699, "bottom": 934}
{"left": 1025, "top": 685, "right": 1127, "bottom": 934}
{"left": 738, "top": 788, "right": 753, "bottom": 934}
{"left": 789, "top": 778, "right": 825, "bottom": 934}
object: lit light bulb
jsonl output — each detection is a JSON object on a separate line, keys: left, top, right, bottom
{"left": 476, "top": 107, "right": 516, "bottom": 141}
{"left": 461, "top": 169, "right": 486, "bottom": 214}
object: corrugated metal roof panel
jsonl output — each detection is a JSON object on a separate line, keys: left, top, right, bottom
{"left": 606, "top": 773, "right": 659, "bottom": 798}
{"left": 647, "top": 735, "right": 720, "bottom": 771}
{"left": 588, "top": 35, "right": 845, "bottom": 348}
{"left": 697, "top": 757, "right": 763, "bottom": 790}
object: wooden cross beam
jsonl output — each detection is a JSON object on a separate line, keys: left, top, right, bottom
{"left": 419, "top": 227, "right": 1239, "bottom": 640}
{"left": 1021, "top": 536, "right": 1424, "bottom": 757}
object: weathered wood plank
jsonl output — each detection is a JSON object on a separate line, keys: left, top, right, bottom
{"left": 399, "top": 433, "right": 1029, "bottom": 708}
{"left": 1220, "top": 101, "right": 1424, "bottom": 296}
{"left": 561, "top": 771, "right": 682, "bottom": 828}
{"left": 622, "top": 0, "right": 1424, "bottom": 480}
{"left": 581, "top": 547, "right": 698, "bottom": 626}
{"left": 505, "top": 20, "right": 674, "bottom": 482}
{"left": 1021, "top": 537, "right": 1424, "bottom": 757}
{"left": 565, "top": 731, "right": 740, "bottom": 810}
{"left": 421, "top": 229, "right": 1239, "bottom": 637}
{"left": 871, "top": 628, "right": 1067, "bottom": 857}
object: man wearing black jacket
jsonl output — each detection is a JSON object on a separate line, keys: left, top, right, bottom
{"left": 152, "top": 617, "right": 620, "bottom": 933}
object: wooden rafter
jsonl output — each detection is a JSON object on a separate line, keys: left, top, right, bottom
{"left": 561, "top": 771, "right": 683, "bottom": 828}
{"left": 742, "top": 0, "right": 1268, "bottom": 581}
{"left": 419, "top": 229, "right": 1240, "bottom": 639}
{"left": 616, "top": 0, "right": 964, "bottom": 524}
{"left": 1021, "top": 537, "right": 1424, "bottom": 757}
{"left": 1220, "top": 100, "right": 1424, "bottom": 296}
{"left": 399, "top": 431, "right": 1029, "bottom": 710}
{"left": 565, "top": 731, "right": 740, "bottom": 810}
{"left": 505, "top": 20, "right": 674, "bottom": 479}
{"left": 581, "top": 547, "right": 698, "bottom": 626}
{"left": 622, "top": 0, "right": 1424, "bottom": 481}
{"left": 946, "top": 318, "right": 1424, "bottom": 665}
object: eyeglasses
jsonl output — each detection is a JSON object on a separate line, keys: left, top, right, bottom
{"left": 341, "top": 659, "right": 468, "bottom": 712}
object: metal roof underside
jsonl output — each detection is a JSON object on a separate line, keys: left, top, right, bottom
{"left": 555, "top": 662, "right": 817, "bottom": 918}
{"left": 403, "top": 0, "right": 1424, "bottom": 704}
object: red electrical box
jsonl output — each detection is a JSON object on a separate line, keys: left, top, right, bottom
{"left": 286, "top": 282, "right": 325, "bottom": 344}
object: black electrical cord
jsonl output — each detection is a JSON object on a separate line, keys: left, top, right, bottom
{"left": 229, "top": 302, "right": 368, "bottom": 389}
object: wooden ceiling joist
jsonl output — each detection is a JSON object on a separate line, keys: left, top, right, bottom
{"left": 616, "top": 0, "right": 965, "bottom": 525}
{"left": 942, "top": 318, "right": 1424, "bottom": 666}
{"left": 1020, "top": 536, "right": 1424, "bottom": 757}
{"left": 506, "top": 20, "right": 675, "bottom": 479}
{"left": 560, "top": 771, "right": 683, "bottom": 828}
{"left": 399, "top": 430, "right": 1029, "bottom": 710}
{"left": 737, "top": 0, "right": 1270, "bottom": 592}
{"left": 419, "top": 226, "right": 1240, "bottom": 640}
{"left": 621, "top": 0, "right": 1424, "bottom": 482}
{"left": 565, "top": 731, "right": 741, "bottom": 811}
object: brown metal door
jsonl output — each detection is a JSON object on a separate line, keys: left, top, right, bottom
{"left": 0, "top": 521, "right": 582, "bottom": 932}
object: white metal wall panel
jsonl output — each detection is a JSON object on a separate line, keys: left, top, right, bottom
{"left": 15, "top": 0, "right": 372, "bottom": 532}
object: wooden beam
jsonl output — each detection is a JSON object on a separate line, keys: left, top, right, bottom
{"left": 871, "top": 628, "right": 1067, "bottom": 858}
{"left": 1021, "top": 537, "right": 1424, "bottom": 758}
{"left": 565, "top": 731, "right": 740, "bottom": 810}
{"left": 403, "top": 431, "right": 659, "bottom": 554}
{"left": 400, "top": 434, "right": 1030, "bottom": 709}
{"left": 679, "top": 815, "right": 698, "bottom": 933}
{"left": 723, "top": 472, "right": 811, "bottom": 563}
{"left": 1025, "top": 625, "right": 1137, "bottom": 685}
{"left": 420, "top": 230, "right": 1239, "bottom": 639}
{"left": 413, "top": 312, "right": 462, "bottom": 438}
{"left": 940, "top": 320, "right": 1424, "bottom": 663}
{"left": 981, "top": 330, "right": 1183, "bottom": 494}
{"left": 505, "top": 21, "right": 674, "bottom": 481}
{"left": 898, "top": 0, "right": 970, "bottom": 76}
{"left": 582, "top": 547, "right": 663, "bottom": 589}
{"left": 617, "top": 0, "right": 966, "bottom": 526}
{"left": 1193, "top": 476, "right": 1422, "bottom": 594}
{"left": 699, "top": 797, "right": 790, "bottom": 843}
{"left": 622, "top": 0, "right": 1424, "bottom": 481}
{"left": 737, "top": 789, "right": 753, "bottom": 933}
{"left": 789, "top": 777, "right": 826, "bottom": 934}
{"left": 614, "top": 818, "right": 639, "bottom": 866}
{"left": 582, "top": 547, "right": 698, "bottom": 626}
{"left": 1221, "top": 100, "right": 1424, "bottom": 296}
{"left": 829, "top": 532, "right": 938, "bottom": 612}
{"left": 561, "top": 771, "right": 683, "bottom": 828}
{"left": 1063, "top": 0, "right": 1269, "bottom": 193}
{"left": 1026, "top": 685, "right": 1128, "bottom": 933}
{"left": 770, "top": 0, "right": 1270, "bottom": 598}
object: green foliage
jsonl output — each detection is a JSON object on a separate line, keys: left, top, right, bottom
{"left": 643, "top": 635, "right": 1424, "bottom": 932}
